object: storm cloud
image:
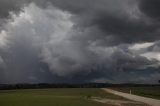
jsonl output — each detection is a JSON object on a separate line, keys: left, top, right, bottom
{"left": 0, "top": 0, "right": 160, "bottom": 84}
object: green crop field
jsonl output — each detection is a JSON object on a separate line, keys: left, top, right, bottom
{"left": 111, "top": 86, "right": 160, "bottom": 99}
{"left": 0, "top": 88, "right": 125, "bottom": 106}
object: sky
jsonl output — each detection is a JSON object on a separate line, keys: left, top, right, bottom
{"left": 0, "top": 0, "right": 160, "bottom": 84}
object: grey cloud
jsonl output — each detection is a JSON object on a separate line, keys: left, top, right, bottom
{"left": 1, "top": 0, "right": 160, "bottom": 44}
{"left": 139, "top": 0, "right": 160, "bottom": 21}
{"left": 40, "top": 0, "right": 160, "bottom": 45}
{"left": 0, "top": 0, "right": 22, "bottom": 18}
{"left": 0, "top": 1, "right": 160, "bottom": 84}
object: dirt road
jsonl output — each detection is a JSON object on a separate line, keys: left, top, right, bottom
{"left": 93, "top": 98, "right": 146, "bottom": 106}
{"left": 102, "top": 88, "right": 160, "bottom": 106}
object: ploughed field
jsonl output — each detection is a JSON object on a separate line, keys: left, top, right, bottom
{"left": 111, "top": 86, "right": 160, "bottom": 99}
{"left": 0, "top": 88, "right": 124, "bottom": 106}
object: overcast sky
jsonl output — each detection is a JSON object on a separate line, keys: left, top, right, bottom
{"left": 0, "top": 0, "right": 160, "bottom": 84}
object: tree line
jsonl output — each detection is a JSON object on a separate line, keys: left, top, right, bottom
{"left": 0, "top": 83, "right": 159, "bottom": 90}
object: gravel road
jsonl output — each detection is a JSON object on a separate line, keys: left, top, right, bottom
{"left": 102, "top": 88, "right": 160, "bottom": 106}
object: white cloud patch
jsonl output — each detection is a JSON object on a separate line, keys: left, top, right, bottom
{"left": 141, "top": 52, "right": 160, "bottom": 61}
{"left": 0, "top": 30, "right": 8, "bottom": 48}
{"left": 129, "top": 41, "right": 160, "bottom": 62}
{"left": 129, "top": 42, "right": 154, "bottom": 50}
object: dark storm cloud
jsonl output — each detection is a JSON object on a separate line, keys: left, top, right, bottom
{"left": 0, "top": 0, "right": 160, "bottom": 84}
{"left": 1, "top": 0, "right": 160, "bottom": 44}
{"left": 0, "top": 0, "right": 21, "bottom": 18}
{"left": 93, "top": 14, "right": 158, "bottom": 44}
{"left": 37, "top": 0, "right": 160, "bottom": 44}
{"left": 139, "top": 0, "right": 160, "bottom": 20}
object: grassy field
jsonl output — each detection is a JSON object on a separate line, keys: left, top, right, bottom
{"left": 111, "top": 86, "right": 160, "bottom": 99}
{"left": 0, "top": 88, "right": 125, "bottom": 106}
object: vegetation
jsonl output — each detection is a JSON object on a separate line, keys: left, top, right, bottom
{"left": 0, "top": 83, "right": 159, "bottom": 106}
{"left": 0, "top": 88, "right": 124, "bottom": 106}
{"left": 0, "top": 83, "right": 113, "bottom": 90}
{"left": 111, "top": 86, "right": 160, "bottom": 99}
{"left": 0, "top": 83, "right": 159, "bottom": 90}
